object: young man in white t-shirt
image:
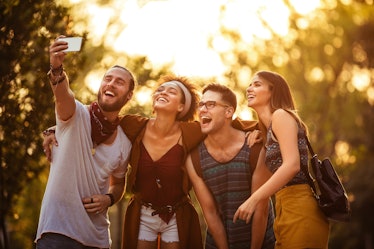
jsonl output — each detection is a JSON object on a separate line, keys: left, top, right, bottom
{"left": 35, "top": 36, "right": 135, "bottom": 249}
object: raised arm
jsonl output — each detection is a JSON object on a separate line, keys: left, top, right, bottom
{"left": 48, "top": 36, "right": 75, "bottom": 121}
{"left": 185, "top": 155, "right": 229, "bottom": 249}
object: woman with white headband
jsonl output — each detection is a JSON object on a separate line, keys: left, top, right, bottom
{"left": 42, "top": 74, "right": 259, "bottom": 249}
{"left": 120, "top": 75, "right": 258, "bottom": 249}
{"left": 120, "top": 74, "right": 207, "bottom": 249}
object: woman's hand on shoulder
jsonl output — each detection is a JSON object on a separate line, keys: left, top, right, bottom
{"left": 42, "top": 131, "right": 58, "bottom": 162}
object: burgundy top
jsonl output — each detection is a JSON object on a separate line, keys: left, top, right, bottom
{"left": 136, "top": 141, "right": 185, "bottom": 223}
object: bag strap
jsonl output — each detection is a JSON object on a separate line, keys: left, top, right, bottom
{"left": 305, "top": 136, "right": 316, "bottom": 157}
{"left": 302, "top": 136, "right": 322, "bottom": 196}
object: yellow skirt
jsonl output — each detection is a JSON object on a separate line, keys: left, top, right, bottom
{"left": 274, "top": 184, "right": 330, "bottom": 249}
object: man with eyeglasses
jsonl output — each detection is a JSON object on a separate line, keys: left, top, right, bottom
{"left": 186, "top": 83, "right": 275, "bottom": 249}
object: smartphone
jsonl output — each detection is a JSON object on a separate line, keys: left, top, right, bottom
{"left": 58, "top": 37, "right": 83, "bottom": 52}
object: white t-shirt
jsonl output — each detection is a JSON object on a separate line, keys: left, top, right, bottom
{"left": 35, "top": 100, "right": 131, "bottom": 248}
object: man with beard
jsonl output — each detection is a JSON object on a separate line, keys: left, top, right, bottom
{"left": 186, "top": 83, "right": 275, "bottom": 249}
{"left": 35, "top": 36, "right": 135, "bottom": 249}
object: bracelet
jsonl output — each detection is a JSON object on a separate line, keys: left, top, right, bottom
{"left": 106, "top": 193, "right": 115, "bottom": 207}
{"left": 47, "top": 70, "right": 66, "bottom": 85}
{"left": 42, "top": 128, "right": 56, "bottom": 136}
{"left": 50, "top": 64, "right": 64, "bottom": 76}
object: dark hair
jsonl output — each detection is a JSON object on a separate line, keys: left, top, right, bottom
{"left": 111, "top": 65, "right": 136, "bottom": 91}
{"left": 158, "top": 74, "right": 199, "bottom": 122}
{"left": 255, "top": 70, "right": 308, "bottom": 132}
{"left": 202, "top": 83, "right": 237, "bottom": 112}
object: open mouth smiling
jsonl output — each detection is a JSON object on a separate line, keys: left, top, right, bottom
{"left": 104, "top": 90, "right": 115, "bottom": 97}
{"left": 157, "top": 97, "right": 168, "bottom": 103}
{"left": 247, "top": 94, "right": 255, "bottom": 99}
{"left": 201, "top": 116, "right": 212, "bottom": 124}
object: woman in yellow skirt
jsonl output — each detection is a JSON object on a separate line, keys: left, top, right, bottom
{"left": 234, "top": 70, "right": 330, "bottom": 249}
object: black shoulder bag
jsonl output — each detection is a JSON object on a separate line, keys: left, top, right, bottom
{"left": 301, "top": 137, "right": 351, "bottom": 222}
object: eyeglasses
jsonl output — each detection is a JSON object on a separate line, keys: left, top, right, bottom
{"left": 198, "top": 100, "right": 229, "bottom": 110}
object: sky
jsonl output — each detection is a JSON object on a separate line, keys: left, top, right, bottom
{"left": 62, "top": 0, "right": 322, "bottom": 117}
{"left": 66, "top": 0, "right": 320, "bottom": 78}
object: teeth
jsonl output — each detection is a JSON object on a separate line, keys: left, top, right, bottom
{"left": 201, "top": 117, "right": 212, "bottom": 124}
{"left": 157, "top": 97, "right": 167, "bottom": 102}
{"left": 105, "top": 90, "right": 114, "bottom": 96}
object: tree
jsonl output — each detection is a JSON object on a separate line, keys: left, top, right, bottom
{"left": 1, "top": 1, "right": 174, "bottom": 248}
{"left": 0, "top": 1, "right": 83, "bottom": 248}
{"left": 215, "top": 0, "right": 374, "bottom": 247}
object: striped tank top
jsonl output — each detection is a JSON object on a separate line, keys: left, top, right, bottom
{"left": 198, "top": 139, "right": 275, "bottom": 249}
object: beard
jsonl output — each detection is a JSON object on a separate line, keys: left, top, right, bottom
{"left": 97, "top": 92, "right": 129, "bottom": 112}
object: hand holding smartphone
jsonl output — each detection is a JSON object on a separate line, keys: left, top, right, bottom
{"left": 57, "top": 37, "right": 83, "bottom": 52}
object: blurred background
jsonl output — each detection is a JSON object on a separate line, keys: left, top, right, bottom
{"left": 1, "top": 0, "right": 373, "bottom": 248}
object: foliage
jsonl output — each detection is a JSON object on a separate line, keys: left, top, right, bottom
{"left": 2, "top": 0, "right": 374, "bottom": 248}
{"left": 0, "top": 1, "right": 86, "bottom": 248}
{"left": 216, "top": 0, "right": 374, "bottom": 248}
{"left": 0, "top": 1, "right": 169, "bottom": 248}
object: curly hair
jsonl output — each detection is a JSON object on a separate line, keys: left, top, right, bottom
{"left": 157, "top": 74, "right": 200, "bottom": 122}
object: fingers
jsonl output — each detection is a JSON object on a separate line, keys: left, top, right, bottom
{"left": 233, "top": 210, "right": 239, "bottom": 223}
{"left": 246, "top": 214, "right": 253, "bottom": 224}
{"left": 49, "top": 36, "right": 68, "bottom": 65}
{"left": 42, "top": 134, "right": 58, "bottom": 162}
{"left": 49, "top": 40, "right": 68, "bottom": 55}
{"left": 233, "top": 206, "right": 254, "bottom": 224}
{"left": 82, "top": 195, "right": 108, "bottom": 214}
{"left": 247, "top": 130, "right": 262, "bottom": 147}
{"left": 42, "top": 133, "right": 58, "bottom": 147}
{"left": 51, "top": 137, "right": 58, "bottom": 146}
{"left": 42, "top": 144, "right": 51, "bottom": 162}
{"left": 45, "top": 148, "right": 52, "bottom": 162}
{"left": 50, "top": 36, "right": 67, "bottom": 50}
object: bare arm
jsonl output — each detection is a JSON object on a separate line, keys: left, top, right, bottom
{"left": 82, "top": 174, "right": 126, "bottom": 214}
{"left": 249, "top": 148, "right": 272, "bottom": 249}
{"left": 250, "top": 199, "right": 269, "bottom": 249}
{"left": 185, "top": 155, "right": 229, "bottom": 249}
{"left": 48, "top": 36, "right": 75, "bottom": 121}
{"left": 107, "top": 174, "right": 126, "bottom": 205}
{"left": 232, "top": 148, "right": 271, "bottom": 248}
{"left": 234, "top": 110, "right": 300, "bottom": 224}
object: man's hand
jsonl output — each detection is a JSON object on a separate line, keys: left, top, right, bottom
{"left": 42, "top": 130, "right": 58, "bottom": 162}
{"left": 49, "top": 36, "right": 68, "bottom": 68}
{"left": 82, "top": 194, "right": 112, "bottom": 215}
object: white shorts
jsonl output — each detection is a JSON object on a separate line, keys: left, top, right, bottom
{"left": 138, "top": 205, "right": 179, "bottom": 243}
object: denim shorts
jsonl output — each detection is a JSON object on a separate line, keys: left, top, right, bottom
{"left": 36, "top": 233, "right": 108, "bottom": 249}
{"left": 138, "top": 205, "right": 179, "bottom": 243}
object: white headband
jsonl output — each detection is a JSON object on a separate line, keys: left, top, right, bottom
{"left": 161, "top": 80, "right": 192, "bottom": 119}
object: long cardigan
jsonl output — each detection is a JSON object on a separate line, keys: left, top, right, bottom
{"left": 119, "top": 115, "right": 204, "bottom": 249}
{"left": 119, "top": 115, "right": 258, "bottom": 249}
